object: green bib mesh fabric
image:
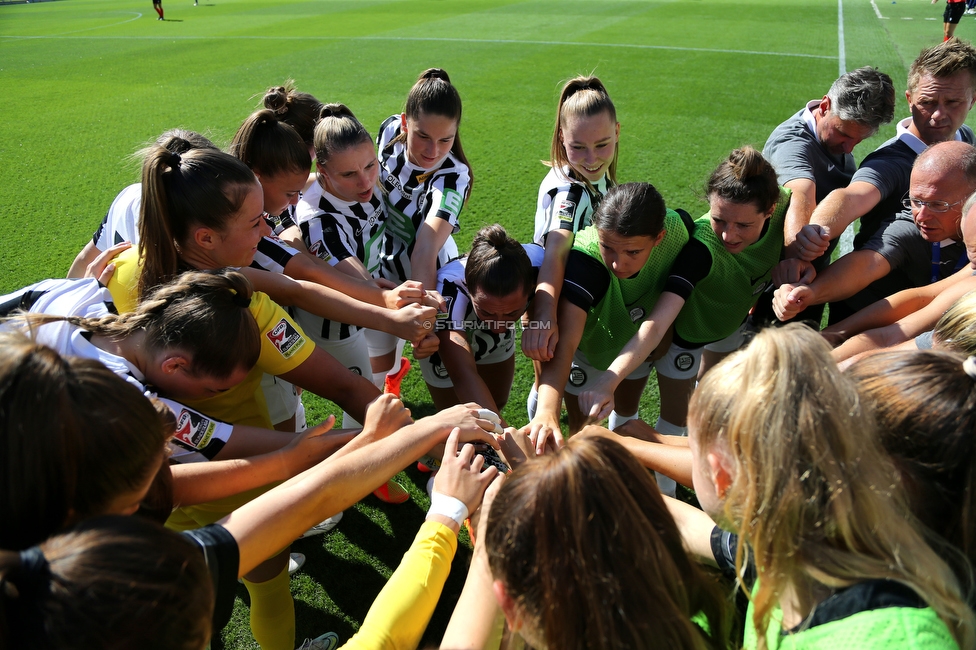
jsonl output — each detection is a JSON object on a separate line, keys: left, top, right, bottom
{"left": 675, "top": 186, "right": 791, "bottom": 344}
{"left": 574, "top": 209, "right": 690, "bottom": 370}
{"left": 744, "top": 602, "right": 957, "bottom": 650}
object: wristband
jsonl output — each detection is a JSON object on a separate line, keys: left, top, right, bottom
{"left": 428, "top": 491, "right": 469, "bottom": 527}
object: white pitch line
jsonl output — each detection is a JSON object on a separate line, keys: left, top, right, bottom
{"left": 870, "top": 0, "right": 888, "bottom": 19}
{"left": 11, "top": 11, "right": 143, "bottom": 38}
{"left": 837, "top": 0, "right": 846, "bottom": 76}
{"left": 0, "top": 32, "right": 837, "bottom": 60}
{"left": 838, "top": 0, "right": 855, "bottom": 256}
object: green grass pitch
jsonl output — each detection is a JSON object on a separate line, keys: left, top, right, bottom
{"left": 0, "top": 0, "right": 968, "bottom": 646}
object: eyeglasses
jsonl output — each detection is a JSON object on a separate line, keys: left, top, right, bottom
{"left": 903, "top": 197, "right": 964, "bottom": 213}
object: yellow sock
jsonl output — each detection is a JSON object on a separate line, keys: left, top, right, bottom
{"left": 243, "top": 565, "right": 295, "bottom": 650}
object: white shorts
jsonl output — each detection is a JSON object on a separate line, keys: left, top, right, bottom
{"left": 420, "top": 328, "right": 515, "bottom": 389}
{"left": 309, "top": 327, "right": 372, "bottom": 379}
{"left": 365, "top": 328, "right": 399, "bottom": 357}
{"left": 655, "top": 325, "right": 748, "bottom": 380}
{"left": 260, "top": 374, "right": 301, "bottom": 426}
{"left": 563, "top": 348, "right": 653, "bottom": 397}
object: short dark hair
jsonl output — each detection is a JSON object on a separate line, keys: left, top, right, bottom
{"left": 827, "top": 66, "right": 896, "bottom": 129}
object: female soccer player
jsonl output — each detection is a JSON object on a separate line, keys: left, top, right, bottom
{"left": 421, "top": 225, "right": 542, "bottom": 419}
{"left": 673, "top": 325, "right": 974, "bottom": 649}
{"left": 523, "top": 76, "right": 619, "bottom": 418}
{"left": 577, "top": 148, "right": 801, "bottom": 450}
{"left": 523, "top": 181, "right": 693, "bottom": 446}
{"left": 372, "top": 68, "right": 473, "bottom": 393}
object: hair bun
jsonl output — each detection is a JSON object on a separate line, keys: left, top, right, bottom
{"left": 318, "top": 103, "right": 352, "bottom": 121}
{"left": 264, "top": 87, "right": 288, "bottom": 114}
{"left": 419, "top": 68, "right": 450, "bottom": 83}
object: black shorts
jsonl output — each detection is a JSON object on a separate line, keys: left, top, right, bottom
{"left": 945, "top": 2, "right": 966, "bottom": 23}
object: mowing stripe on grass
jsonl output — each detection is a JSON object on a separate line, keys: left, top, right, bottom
{"left": 0, "top": 31, "right": 837, "bottom": 61}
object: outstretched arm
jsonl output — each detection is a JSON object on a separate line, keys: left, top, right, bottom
{"left": 240, "top": 268, "right": 435, "bottom": 344}
{"left": 577, "top": 292, "right": 685, "bottom": 421}
{"left": 773, "top": 249, "right": 890, "bottom": 321}
{"left": 523, "top": 229, "right": 574, "bottom": 362}
{"left": 221, "top": 403, "right": 500, "bottom": 576}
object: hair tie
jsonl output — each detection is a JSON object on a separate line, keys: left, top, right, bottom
{"left": 231, "top": 292, "right": 251, "bottom": 309}
{"left": 168, "top": 151, "right": 182, "bottom": 168}
{"left": 8, "top": 546, "right": 51, "bottom": 600}
{"left": 963, "top": 356, "right": 976, "bottom": 380}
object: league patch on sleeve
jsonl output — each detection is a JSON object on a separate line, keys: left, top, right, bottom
{"left": 308, "top": 240, "right": 332, "bottom": 263}
{"left": 266, "top": 318, "right": 307, "bottom": 359}
{"left": 173, "top": 408, "right": 216, "bottom": 451}
{"left": 557, "top": 200, "right": 577, "bottom": 224}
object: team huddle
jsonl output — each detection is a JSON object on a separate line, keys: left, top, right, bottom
{"left": 2, "top": 35, "right": 976, "bottom": 650}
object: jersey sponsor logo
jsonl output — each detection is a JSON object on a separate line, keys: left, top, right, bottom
{"left": 173, "top": 408, "right": 216, "bottom": 450}
{"left": 569, "top": 365, "right": 587, "bottom": 387}
{"left": 384, "top": 173, "right": 406, "bottom": 196}
{"left": 266, "top": 318, "right": 307, "bottom": 359}
{"left": 629, "top": 306, "right": 645, "bottom": 323}
{"left": 557, "top": 199, "right": 577, "bottom": 224}
{"left": 385, "top": 207, "right": 417, "bottom": 243}
{"left": 354, "top": 205, "right": 384, "bottom": 237}
{"left": 441, "top": 189, "right": 463, "bottom": 218}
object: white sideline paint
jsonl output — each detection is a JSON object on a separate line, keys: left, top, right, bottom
{"left": 0, "top": 32, "right": 835, "bottom": 60}
{"left": 838, "top": 0, "right": 855, "bottom": 257}
{"left": 870, "top": 0, "right": 889, "bottom": 19}
{"left": 9, "top": 11, "right": 142, "bottom": 38}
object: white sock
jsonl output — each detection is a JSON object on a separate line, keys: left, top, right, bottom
{"left": 295, "top": 402, "right": 307, "bottom": 431}
{"left": 341, "top": 412, "right": 362, "bottom": 429}
{"left": 386, "top": 339, "right": 407, "bottom": 377}
{"left": 371, "top": 371, "right": 387, "bottom": 390}
{"left": 608, "top": 410, "right": 639, "bottom": 431}
{"left": 654, "top": 417, "right": 688, "bottom": 437}
{"left": 526, "top": 386, "right": 539, "bottom": 420}
{"left": 654, "top": 417, "right": 686, "bottom": 497}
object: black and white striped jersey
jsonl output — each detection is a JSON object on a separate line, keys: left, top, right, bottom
{"left": 291, "top": 181, "right": 387, "bottom": 341}
{"left": 533, "top": 166, "right": 609, "bottom": 245}
{"left": 296, "top": 181, "right": 386, "bottom": 276}
{"left": 0, "top": 278, "right": 234, "bottom": 463}
{"left": 251, "top": 232, "right": 300, "bottom": 275}
{"left": 92, "top": 183, "right": 141, "bottom": 250}
{"left": 376, "top": 115, "right": 469, "bottom": 282}
{"left": 435, "top": 243, "right": 544, "bottom": 361}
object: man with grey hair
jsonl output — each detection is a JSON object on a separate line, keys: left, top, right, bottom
{"left": 764, "top": 66, "right": 896, "bottom": 258}
{"left": 791, "top": 40, "right": 976, "bottom": 322}
{"left": 775, "top": 140, "right": 976, "bottom": 322}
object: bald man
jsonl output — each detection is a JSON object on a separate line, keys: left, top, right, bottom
{"left": 775, "top": 140, "right": 976, "bottom": 322}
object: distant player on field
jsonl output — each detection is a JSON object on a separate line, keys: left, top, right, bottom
{"left": 152, "top": 0, "right": 164, "bottom": 20}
